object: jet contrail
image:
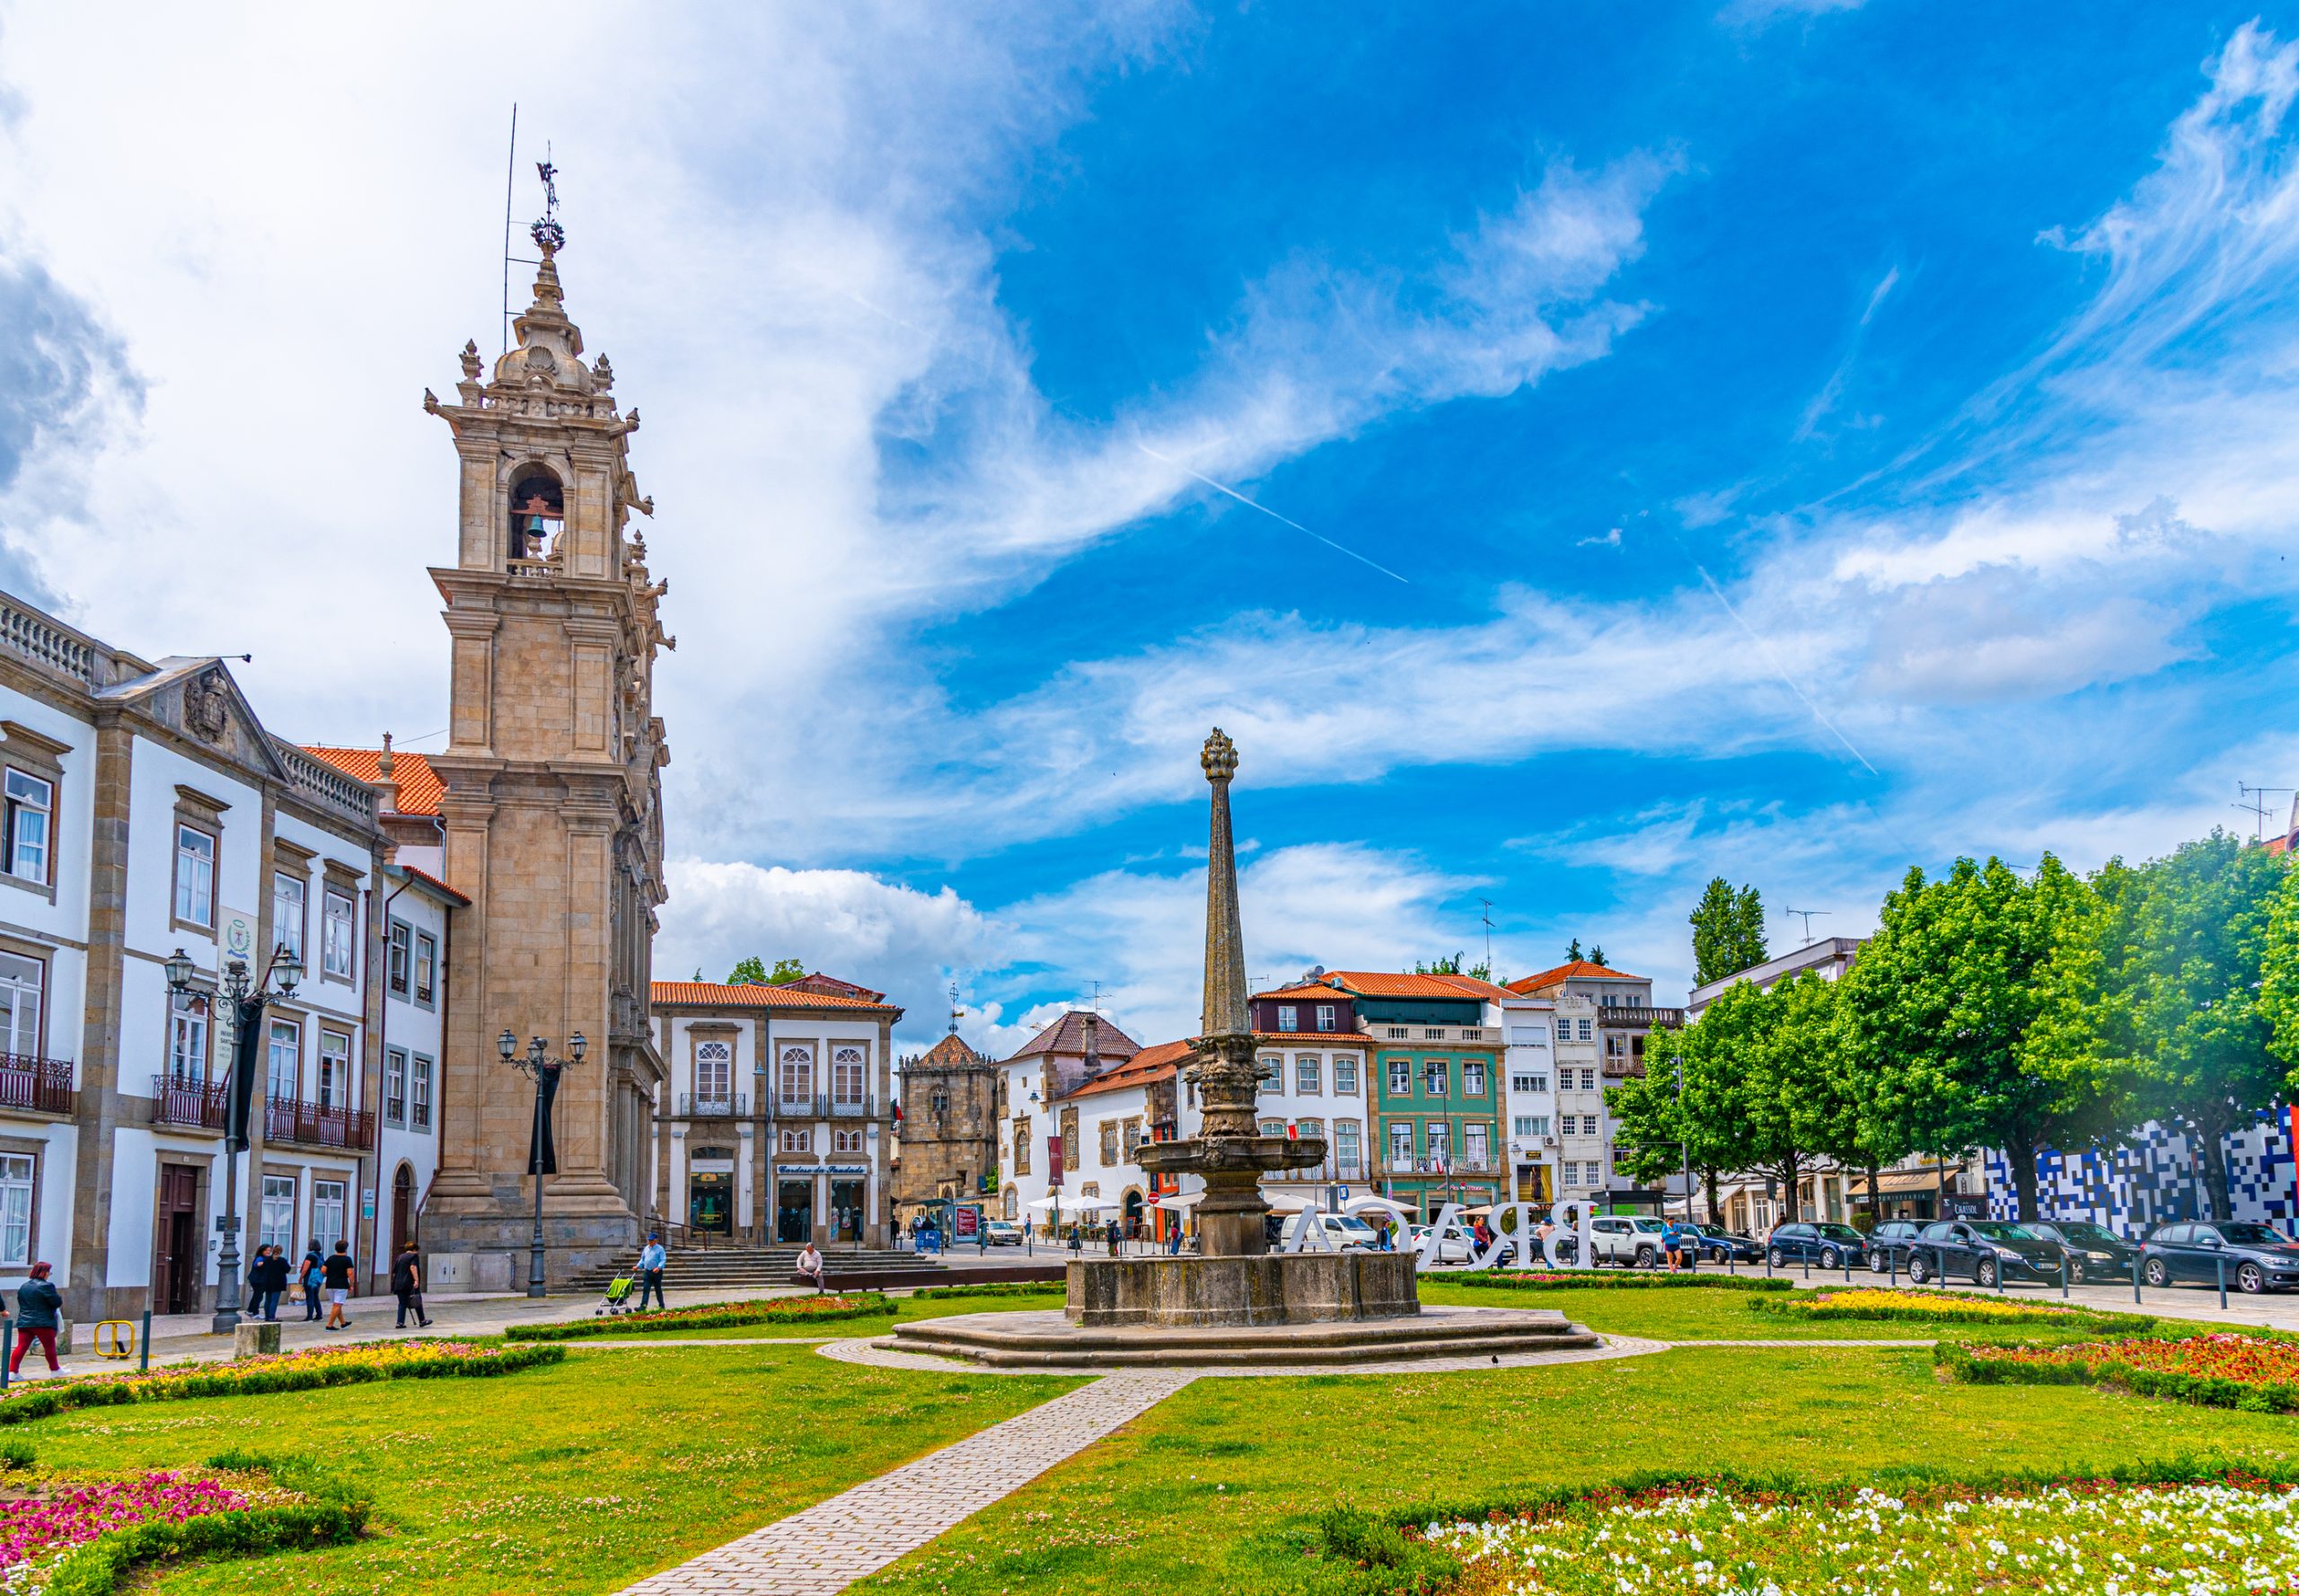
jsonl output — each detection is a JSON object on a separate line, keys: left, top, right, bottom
{"left": 1691, "top": 561, "right": 1881, "bottom": 778}
{"left": 1138, "top": 443, "right": 1409, "bottom": 584}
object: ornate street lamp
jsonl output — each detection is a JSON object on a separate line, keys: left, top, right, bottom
{"left": 501, "top": 1027, "right": 586, "bottom": 1298}
{"left": 165, "top": 943, "right": 302, "bottom": 1335}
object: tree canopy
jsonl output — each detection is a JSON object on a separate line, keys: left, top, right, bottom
{"left": 727, "top": 956, "right": 806, "bottom": 986}
{"left": 1691, "top": 877, "right": 1768, "bottom": 985}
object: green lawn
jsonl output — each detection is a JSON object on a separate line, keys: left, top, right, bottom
{"left": 1414, "top": 1280, "right": 2157, "bottom": 1341}
{"left": 23, "top": 1343, "right": 1078, "bottom": 1594}
{"left": 611, "top": 1288, "right": 1071, "bottom": 1340}
{"left": 859, "top": 1345, "right": 2299, "bottom": 1594}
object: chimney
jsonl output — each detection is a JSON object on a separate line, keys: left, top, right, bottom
{"left": 1082, "top": 1011, "right": 1101, "bottom": 1080}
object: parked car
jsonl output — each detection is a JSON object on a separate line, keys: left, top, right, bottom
{"left": 1906, "top": 1220, "right": 2065, "bottom": 1287}
{"left": 1765, "top": 1221, "right": 1870, "bottom": 1270}
{"left": 1405, "top": 1223, "right": 1478, "bottom": 1264}
{"left": 982, "top": 1220, "right": 1025, "bottom": 1248}
{"left": 2022, "top": 1220, "right": 2136, "bottom": 1284}
{"left": 1588, "top": 1214, "right": 1674, "bottom": 1268}
{"left": 1676, "top": 1223, "right": 1761, "bottom": 1264}
{"left": 1865, "top": 1220, "right": 1927, "bottom": 1274}
{"left": 1314, "top": 1212, "right": 1383, "bottom": 1251}
{"left": 2140, "top": 1221, "right": 2299, "bottom": 1294}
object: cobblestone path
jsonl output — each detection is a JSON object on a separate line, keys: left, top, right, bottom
{"left": 614, "top": 1370, "right": 1196, "bottom": 1595}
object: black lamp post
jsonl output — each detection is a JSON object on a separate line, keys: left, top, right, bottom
{"left": 164, "top": 942, "right": 304, "bottom": 1335}
{"left": 500, "top": 1027, "right": 585, "bottom": 1298}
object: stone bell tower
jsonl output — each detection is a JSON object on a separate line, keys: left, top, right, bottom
{"left": 418, "top": 187, "right": 674, "bottom": 1287}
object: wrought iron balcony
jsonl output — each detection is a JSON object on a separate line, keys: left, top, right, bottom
{"left": 265, "top": 1095, "right": 375, "bottom": 1151}
{"left": 0, "top": 1055, "right": 72, "bottom": 1115}
{"left": 152, "top": 1073, "right": 228, "bottom": 1131}
{"left": 772, "top": 1093, "right": 885, "bottom": 1120}
{"left": 675, "top": 1092, "right": 749, "bottom": 1117}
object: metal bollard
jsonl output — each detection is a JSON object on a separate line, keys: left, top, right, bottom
{"left": 2133, "top": 1251, "right": 2143, "bottom": 1306}
{"left": 2218, "top": 1252, "right": 2228, "bottom": 1312}
{"left": 1, "top": 1314, "right": 11, "bottom": 1391}
{"left": 2061, "top": 1257, "right": 2069, "bottom": 1301}
{"left": 1995, "top": 1255, "right": 2006, "bottom": 1293}
{"left": 1889, "top": 1248, "right": 1898, "bottom": 1287}
{"left": 1802, "top": 1253, "right": 1810, "bottom": 1282}
{"left": 138, "top": 1309, "right": 150, "bottom": 1373}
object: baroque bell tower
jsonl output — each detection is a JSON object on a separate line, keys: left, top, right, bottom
{"left": 418, "top": 174, "right": 673, "bottom": 1286}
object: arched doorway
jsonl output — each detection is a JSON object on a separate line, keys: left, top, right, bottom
{"left": 1123, "top": 1187, "right": 1145, "bottom": 1239}
{"left": 390, "top": 1163, "right": 415, "bottom": 1258}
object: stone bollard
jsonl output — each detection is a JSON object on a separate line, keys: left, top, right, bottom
{"left": 233, "top": 1321, "right": 281, "bottom": 1360}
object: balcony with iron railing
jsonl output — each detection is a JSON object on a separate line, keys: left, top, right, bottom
{"left": 1385, "top": 1155, "right": 1501, "bottom": 1177}
{"left": 772, "top": 1093, "right": 887, "bottom": 1120}
{"left": 266, "top": 1095, "right": 374, "bottom": 1151}
{"left": 674, "top": 1092, "right": 750, "bottom": 1118}
{"left": 0, "top": 1055, "right": 73, "bottom": 1116}
{"left": 151, "top": 1074, "right": 228, "bottom": 1132}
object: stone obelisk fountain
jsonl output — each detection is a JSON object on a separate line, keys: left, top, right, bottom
{"left": 1069, "top": 729, "right": 1421, "bottom": 1326}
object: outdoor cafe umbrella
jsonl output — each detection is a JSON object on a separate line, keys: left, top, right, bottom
{"left": 1027, "top": 1194, "right": 1113, "bottom": 1212}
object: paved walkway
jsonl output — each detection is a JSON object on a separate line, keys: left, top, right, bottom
{"left": 614, "top": 1369, "right": 1197, "bottom": 1595}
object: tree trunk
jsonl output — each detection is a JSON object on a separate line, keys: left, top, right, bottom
{"left": 1864, "top": 1159, "right": 1881, "bottom": 1222}
{"left": 1703, "top": 1166, "right": 1722, "bottom": 1227}
{"left": 2009, "top": 1136, "right": 2040, "bottom": 1223}
{"left": 1781, "top": 1153, "right": 1802, "bottom": 1222}
{"left": 2195, "top": 1112, "right": 2235, "bottom": 1223}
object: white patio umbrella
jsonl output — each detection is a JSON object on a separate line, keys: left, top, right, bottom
{"left": 1151, "top": 1192, "right": 1202, "bottom": 1211}
{"left": 1343, "top": 1195, "right": 1415, "bottom": 1216}
{"left": 1028, "top": 1193, "right": 1113, "bottom": 1212}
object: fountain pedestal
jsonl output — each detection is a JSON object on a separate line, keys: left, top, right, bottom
{"left": 1066, "top": 1251, "right": 1419, "bottom": 1327}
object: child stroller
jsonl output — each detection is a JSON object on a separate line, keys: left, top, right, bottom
{"left": 595, "top": 1275, "right": 639, "bottom": 1317}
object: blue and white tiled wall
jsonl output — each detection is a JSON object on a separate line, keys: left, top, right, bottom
{"left": 1984, "top": 1106, "right": 2299, "bottom": 1239}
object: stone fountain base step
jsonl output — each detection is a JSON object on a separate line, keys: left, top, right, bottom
{"left": 885, "top": 1304, "right": 1599, "bottom": 1370}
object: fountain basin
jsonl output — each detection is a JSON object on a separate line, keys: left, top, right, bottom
{"left": 1066, "top": 1251, "right": 1417, "bottom": 1327}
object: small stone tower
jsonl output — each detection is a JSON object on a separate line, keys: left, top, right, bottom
{"left": 418, "top": 210, "right": 674, "bottom": 1286}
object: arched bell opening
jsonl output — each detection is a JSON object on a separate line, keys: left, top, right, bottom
{"left": 506, "top": 467, "right": 565, "bottom": 563}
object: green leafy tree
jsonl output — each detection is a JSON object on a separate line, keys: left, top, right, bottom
{"left": 1565, "top": 938, "right": 1583, "bottom": 962}
{"left": 2264, "top": 863, "right": 2299, "bottom": 1080}
{"left": 1611, "top": 1018, "right": 1742, "bottom": 1221}
{"left": 1690, "top": 877, "right": 1768, "bottom": 985}
{"left": 1414, "top": 953, "right": 1464, "bottom": 974}
{"left": 1589, "top": 945, "right": 1608, "bottom": 967}
{"left": 1841, "top": 855, "right": 2110, "bottom": 1221}
{"left": 727, "top": 956, "right": 808, "bottom": 986}
{"left": 2100, "top": 833, "right": 2286, "bottom": 1221}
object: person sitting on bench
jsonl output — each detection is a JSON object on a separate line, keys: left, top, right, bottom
{"left": 795, "top": 1240, "right": 826, "bottom": 1292}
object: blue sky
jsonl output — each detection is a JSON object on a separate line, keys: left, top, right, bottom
{"left": 5, "top": 4, "right": 2299, "bottom": 1053}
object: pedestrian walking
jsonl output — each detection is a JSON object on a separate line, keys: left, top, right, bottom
{"left": 636, "top": 1231, "right": 667, "bottom": 1312}
{"left": 794, "top": 1240, "right": 826, "bottom": 1292}
{"left": 1105, "top": 1217, "right": 1121, "bottom": 1257}
{"left": 254, "top": 1247, "right": 289, "bottom": 1321}
{"left": 1167, "top": 1220, "right": 1181, "bottom": 1256}
{"left": 299, "top": 1246, "right": 324, "bottom": 1321}
{"left": 321, "top": 1239, "right": 356, "bottom": 1330}
{"left": 390, "top": 1243, "right": 433, "bottom": 1328}
{"left": 244, "top": 1245, "right": 268, "bottom": 1314}
{"left": 10, "top": 1263, "right": 62, "bottom": 1374}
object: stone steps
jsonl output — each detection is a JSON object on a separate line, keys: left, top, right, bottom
{"left": 885, "top": 1304, "right": 1599, "bottom": 1369}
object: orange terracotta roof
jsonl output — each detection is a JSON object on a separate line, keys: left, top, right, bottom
{"left": 1324, "top": 970, "right": 1511, "bottom": 1001}
{"left": 1253, "top": 981, "right": 1342, "bottom": 1001}
{"left": 650, "top": 980, "right": 899, "bottom": 1013}
{"left": 1506, "top": 959, "right": 1645, "bottom": 993}
{"left": 304, "top": 745, "right": 445, "bottom": 816}
{"left": 389, "top": 863, "right": 470, "bottom": 906}
{"left": 906, "top": 1033, "right": 991, "bottom": 1069}
{"left": 1062, "top": 1039, "right": 1192, "bottom": 1100}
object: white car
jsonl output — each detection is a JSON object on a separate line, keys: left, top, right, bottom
{"left": 1316, "top": 1213, "right": 1382, "bottom": 1250}
{"left": 982, "top": 1220, "right": 1024, "bottom": 1247}
{"left": 1405, "top": 1223, "right": 1478, "bottom": 1264}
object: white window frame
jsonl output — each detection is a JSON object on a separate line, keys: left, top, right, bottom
{"left": 0, "top": 952, "right": 41, "bottom": 1059}
{"left": 1463, "top": 1060, "right": 1487, "bottom": 1098}
{"left": 387, "top": 921, "right": 410, "bottom": 998}
{"left": 1277, "top": 1005, "right": 1299, "bottom": 1033}
{"left": 383, "top": 1047, "right": 407, "bottom": 1125}
{"left": 265, "top": 1018, "right": 300, "bottom": 1104}
{"left": 1295, "top": 1055, "right": 1321, "bottom": 1095}
{"left": 311, "top": 1179, "right": 348, "bottom": 1252}
{"left": 0, "top": 1153, "right": 31, "bottom": 1268}
{"left": 260, "top": 1174, "right": 296, "bottom": 1255}
{"left": 1334, "top": 1120, "right": 1361, "bottom": 1176}
{"left": 411, "top": 1054, "right": 433, "bottom": 1131}
{"left": 1334, "top": 1054, "right": 1359, "bottom": 1095}
{"left": 322, "top": 890, "right": 356, "bottom": 982}
{"left": 695, "top": 1040, "right": 733, "bottom": 1103}
{"left": 1316, "top": 1003, "right": 1335, "bottom": 1031}
{"left": 169, "top": 991, "right": 210, "bottom": 1084}
{"left": 271, "top": 871, "right": 306, "bottom": 964}
{"left": 3, "top": 771, "right": 50, "bottom": 886}
{"left": 1387, "top": 1059, "right": 1412, "bottom": 1096}
{"left": 319, "top": 1031, "right": 349, "bottom": 1111}
{"left": 414, "top": 931, "right": 436, "bottom": 1007}
{"left": 174, "top": 824, "right": 216, "bottom": 929}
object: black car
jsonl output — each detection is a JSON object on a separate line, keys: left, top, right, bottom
{"left": 1677, "top": 1224, "right": 1762, "bottom": 1264}
{"left": 2139, "top": 1221, "right": 2299, "bottom": 1294}
{"left": 1766, "top": 1221, "right": 1869, "bottom": 1270}
{"left": 2022, "top": 1220, "right": 2138, "bottom": 1285}
{"left": 1907, "top": 1220, "right": 2065, "bottom": 1287}
{"left": 1864, "top": 1220, "right": 1928, "bottom": 1274}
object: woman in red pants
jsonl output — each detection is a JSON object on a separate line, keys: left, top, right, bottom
{"left": 10, "top": 1262, "right": 62, "bottom": 1374}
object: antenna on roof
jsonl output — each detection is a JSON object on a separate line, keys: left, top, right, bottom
{"left": 1783, "top": 907, "right": 1830, "bottom": 943}
{"left": 1476, "top": 897, "right": 1496, "bottom": 975}
{"left": 499, "top": 104, "right": 517, "bottom": 361}
{"left": 1089, "top": 980, "right": 1103, "bottom": 1014}
{"left": 2236, "top": 782, "right": 2293, "bottom": 843}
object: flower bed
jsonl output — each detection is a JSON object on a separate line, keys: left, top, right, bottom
{"left": 0, "top": 1341, "right": 561, "bottom": 1427}
{"left": 903, "top": 1283, "right": 1062, "bottom": 1302}
{"left": 4, "top": 1450, "right": 366, "bottom": 1596}
{"left": 1942, "top": 1332, "right": 2299, "bottom": 1411}
{"left": 1446, "top": 1271, "right": 1791, "bottom": 1293}
{"left": 504, "top": 1293, "right": 893, "bottom": 1341}
{"left": 1748, "top": 1287, "right": 2155, "bottom": 1333}
{"left": 1414, "top": 1474, "right": 2299, "bottom": 1595}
